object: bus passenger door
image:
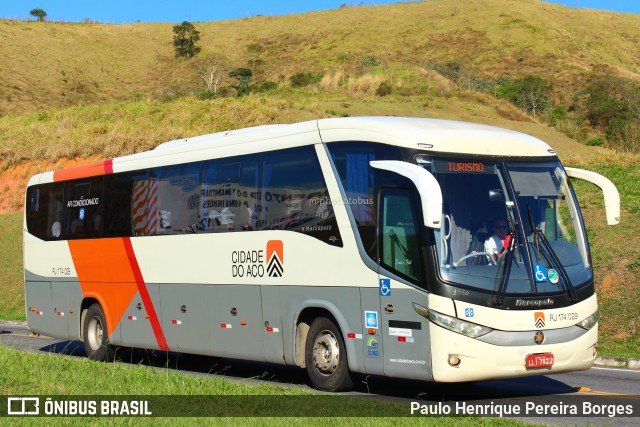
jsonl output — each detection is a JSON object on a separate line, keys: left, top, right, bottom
{"left": 377, "top": 188, "right": 433, "bottom": 381}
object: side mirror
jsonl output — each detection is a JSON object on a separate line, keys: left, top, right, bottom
{"left": 370, "top": 160, "right": 443, "bottom": 228}
{"left": 565, "top": 167, "right": 620, "bottom": 226}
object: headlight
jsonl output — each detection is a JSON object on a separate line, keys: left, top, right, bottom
{"left": 577, "top": 311, "right": 598, "bottom": 330}
{"left": 424, "top": 307, "right": 493, "bottom": 338}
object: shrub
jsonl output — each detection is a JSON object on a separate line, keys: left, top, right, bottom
{"left": 497, "top": 75, "right": 551, "bottom": 117}
{"left": 195, "top": 89, "right": 216, "bottom": 100}
{"left": 228, "top": 68, "right": 253, "bottom": 96}
{"left": 255, "top": 81, "right": 278, "bottom": 92}
{"left": 290, "top": 72, "right": 323, "bottom": 88}
{"left": 320, "top": 72, "right": 344, "bottom": 91}
{"left": 361, "top": 55, "right": 380, "bottom": 68}
{"left": 159, "top": 85, "right": 186, "bottom": 103}
{"left": 428, "top": 60, "right": 464, "bottom": 82}
{"left": 348, "top": 74, "right": 386, "bottom": 95}
{"left": 586, "top": 138, "right": 604, "bottom": 147}
{"left": 546, "top": 106, "right": 568, "bottom": 127}
{"left": 376, "top": 81, "right": 393, "bottom": 97}
{"left": 326, "top": 109, "right": 349, "bottom": 117}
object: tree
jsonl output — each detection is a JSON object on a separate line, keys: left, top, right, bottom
{"left": 173, "top": 21, "right": 201, "bottom": 59}
{"left": 198, "top": 55, "right": 228, "bottom": 98}
{"left": 228, "top": 68, "right": 253, "bottom": 96}
{"left": 30, "top": 8, "right": 47, "bottom": 22}
{"left": 498, "top": 76, "right": 551, "bottom": 118}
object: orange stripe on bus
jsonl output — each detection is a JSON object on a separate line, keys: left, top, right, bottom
{"left": 53, "top": 159, "right": 113, "bottom": 181}
{"left": 68, "top": 238, "right": 141, "bottom": 337}
{"left": 122, "top": 237, "right": 168, "bottom": 351}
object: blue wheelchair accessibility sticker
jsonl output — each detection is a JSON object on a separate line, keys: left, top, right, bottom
{"left": 379, "top": 278, "right": 391, "bottom": 296}
{"left": 535, "top": 264, "right": 548, "bottom": 283}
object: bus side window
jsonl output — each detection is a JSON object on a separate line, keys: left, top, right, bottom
{"left": 65, "top": 178, "right": 103, "bottom": 239}
{"left": 26, "top": 183, "right": 64, "bottom": 240}
{"left": 103, "top": 172, "right": 149, "bottom": 238}
{"left": 200, "top": 155, "right": 259, "bottom": 233}
{"left": 150, "top": 163, "right": 201, "bottom": 234}
{"left": 379, "top": 188, "right": 425, "bottom": 284}
{"left": 260, "top": 146, "right": 341, "bottom": 246}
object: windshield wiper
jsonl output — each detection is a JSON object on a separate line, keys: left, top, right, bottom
{"left": 526, "top": 205, "right": 577, "bottom": 303}
{"left": 492, "top": 207, "right": 517, "bottom": 306}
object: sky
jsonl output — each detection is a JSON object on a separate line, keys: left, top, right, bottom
{"left": 0, "top": 0, "right": 638, "bottom": 23}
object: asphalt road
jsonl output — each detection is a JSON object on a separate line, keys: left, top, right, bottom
{"left": 1, "top": 322, "right": 639, "bottom": 425}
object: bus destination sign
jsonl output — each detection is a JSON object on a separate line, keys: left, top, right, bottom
{"left": 435, "top": 161, "right": 494, "bottom": 174}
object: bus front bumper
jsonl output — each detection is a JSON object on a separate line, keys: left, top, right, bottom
{"left": 429, "top": 323, "right": 598, "bottom": 383}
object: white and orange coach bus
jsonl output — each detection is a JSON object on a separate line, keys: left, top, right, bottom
{"left": 24, "top": 117, "right": 620, "bottom": 391}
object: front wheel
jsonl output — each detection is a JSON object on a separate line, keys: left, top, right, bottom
{"left": 83, "top": 303, "right": 115, "bottom": 361}
{"left": 305, "top": 316, "right": 354, "bottom": 391}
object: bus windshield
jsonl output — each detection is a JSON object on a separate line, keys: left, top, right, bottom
{"left": 418, "top": 157, "right": 592, "bottom": 296}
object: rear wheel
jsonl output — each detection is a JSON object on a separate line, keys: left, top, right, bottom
{"left": 83, "top": 303, "right": 115, "bottom": 361}
{"left": 305, "top": 316, "right": 354, "bottom": 391}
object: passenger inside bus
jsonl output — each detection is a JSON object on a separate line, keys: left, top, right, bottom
{"left": 465, "top": 223, "right": 490, "bottom": 266}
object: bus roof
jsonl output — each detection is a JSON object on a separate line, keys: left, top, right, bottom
{"left": 28, "top": 117, "right": 556, "bottom": 186}
{"left": 150, "top": 116, "right": 554, "bottom": 157}
{"left": 317, "top": 116, "right": 555, "bottom": 157}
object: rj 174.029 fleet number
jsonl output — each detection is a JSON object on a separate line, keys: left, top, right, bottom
{"left": 51, "top": 267, "right": 71, "bottom": 276}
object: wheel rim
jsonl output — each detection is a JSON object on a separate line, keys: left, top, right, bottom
{"left": 87, "top": 316, "right": 103, "bottom": 351}
{"left": 313, "top": 329, "right": 340, "bottom": 375}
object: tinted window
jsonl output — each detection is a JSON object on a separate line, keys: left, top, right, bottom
{"left": 26, "top": 182, "right": 64, "bottom": 240}
{"left": 66, "top": 177, "right": 103, "bottom": 239}
{"left": 26, "top": 146, "right": 341, "bottom": 246}
{"left": 261, "top": 146, "right": 341, "bottom": 246}
{"left": 328, "top": 142, "right": 406, "bottom": 256}
{"left": 149, "top": 163, "right": 202, "bottom": 234}
{"left": 379, "top": 189, "right": 425, "bottom": 284}
{"left": 201, "top": 155, "right": 260, "bottom": 232}
{"left": 103, "top": 171, "right": 149, "bottom": 237}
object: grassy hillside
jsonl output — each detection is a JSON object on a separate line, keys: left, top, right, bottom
{"left": 1, "top": 0, "right": 640, "bottom": 115}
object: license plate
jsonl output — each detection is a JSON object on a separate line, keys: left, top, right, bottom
{"left": 526, "top": 353, "right": 554, "bottom": 369}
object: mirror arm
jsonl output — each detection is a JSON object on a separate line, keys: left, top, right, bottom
{"left": 370, "top": 160, "right": 443, "bottom": 228}
{"left": 565, "top": 167, "right": 620, "bottom": 226}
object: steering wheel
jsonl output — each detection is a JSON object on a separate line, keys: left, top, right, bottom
{"left": 453, "top": 252, "right": 497, "bottom": 267}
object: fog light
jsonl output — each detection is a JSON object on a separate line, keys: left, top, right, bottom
{"left": 448, "top": 354, "right": 461, "bottom": 367}
{"left": 593, "top": 345, "right": 598, "bottom": 357}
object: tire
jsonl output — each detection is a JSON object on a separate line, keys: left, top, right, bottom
{"left": 305, "top": 316, "right": 354, "bottom": 391}
{"left": 83, "top": 303, "right": 115, "bottom": 361}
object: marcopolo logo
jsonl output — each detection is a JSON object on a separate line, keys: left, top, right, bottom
{"left": 266, "top": 240, "right": 283, "bottom": 277}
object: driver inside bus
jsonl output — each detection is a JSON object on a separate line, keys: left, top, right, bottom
{"left": 484, "top": 218, "right": 511, "bottom": 260}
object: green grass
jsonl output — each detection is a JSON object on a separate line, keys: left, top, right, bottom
{"left": 0, "top": 346, "right": 533, "bottom": 426}
{"left": 567, "top": 163, "right": 640, "bottom": 357}
{"left": 0, "top": 212, "right": 24, "bottom": 320}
